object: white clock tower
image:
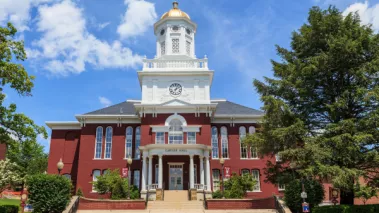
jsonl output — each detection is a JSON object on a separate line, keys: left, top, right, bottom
{"left": 135, "top": 1, "right": 216, "bottom": 117}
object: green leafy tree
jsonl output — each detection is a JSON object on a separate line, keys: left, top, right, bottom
{"left": 243, "top": 6, "right": 379, "bottom": 204}
{"left": 27, "top": 174, "right": 71, "bottom": 213}
{"left": 212, "top": 173, "right": 256, "bottom": 199}
{"left": 354, "top": 183, "right": 378, "bottom": 205}
{"left": 0, "top": 22, "right": 47, "bottom": 167}
{"left": 284, "top": 179, "right": 324, "bottom": 213}
{"left": 0, "top": 159, "right": 22, "bottom": 194}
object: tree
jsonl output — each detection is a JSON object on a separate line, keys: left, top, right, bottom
{"left": 27, "top": 174, "right": 71, "bottom": 213}
{"left": 0, "top": 159, "right": 22, "bottom": 194}
{"left": 354, "top": 183, "right": 378, "bottom": 205}
{"left": 244, "top": 6, "right": 379, "bottom": 204}
{"left": 0, "top": 22, "right": 47, "bottom": 159}
{"left": 211, "top": 173, "right": 256, "bottom": 199}
{"left": 284, "top": 179, "right": 324, "bottom": 213}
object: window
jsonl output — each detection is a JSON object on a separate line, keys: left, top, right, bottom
{"left": 211, "top": 127, "right": 219, "bottom": 159}
{"left": 252, "top": 170, "right": 261, "bottom": 192}
{"left": 134, "top": 170, "right": 140, "bottom": 189}
{"left": 161, "top": 41, "right": 165, "bottom": 55}
{"left": 135, "top": 127, "right": 141, "bottom": 159}
{"left": 221, "top": 127, "right": 229, "bottom": 158}
{"left": 104, "top": 127, "right": 112, "bottom": 159}
{"left": 249, "top": 126, "right": 258, "bottom": 159}
{"left": 241, "top": 169, "right": 250, "bottom": 176}
{"left": 212, "top": 170, "right": 220, "bottom": 191}
{"left": 169, "top": 119, "right": 183, "bottom": 144}
{"left": 239, "top": 126, "right": 247, "bottom": 159}
{"left": 94, "top": 127, "right": 103, "bottom": 159}
{"left": 186, "top": 41, "right": 191, "bottom": 55}
{"left": 156, "top": 132, "right": 165, "bottom": 144}
{"left": 279, "top": 183, "right": 286, "bottom": 191}
{"left": 155, "top": 164, "right": 159, "bottom": 184}
{"left": 194, "top": 164, "right": 197, "bottom": 184}
{"left": 276, "top": 153, "right": 282, "bottom": 162}
{"left": 92, "top": 170, "right": 101, "bottom": 192}
{"left": 63, "top": 174, "right": 71, "bottom": 180}
{"left": 187, "top": 132, "right": 196, "bottom": 144}
{"left": 172, "top": 38, "right": 179, "bottom": 53}
{"left": 125, "top": 127, "right": 133, "bottom": 158}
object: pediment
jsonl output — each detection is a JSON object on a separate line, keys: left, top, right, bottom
{"left": 160, "top": 99, "right": 192, "bottom": 106}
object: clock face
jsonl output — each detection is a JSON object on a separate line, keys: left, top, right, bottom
{"left": 169, "top": 83, "right": 182, "bottom": 96}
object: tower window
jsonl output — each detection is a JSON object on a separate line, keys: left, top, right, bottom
{"left": 186, "top": 28, "right": 191, "bottom": 35}
{"left": 172, "top": 39, "right": 179, "bottom": 54}
{"left": 161, "top": 41, "right": 165, "bottom": 55}
{"left": 186, "top": 41, "right": 191, "bottom": 55}
{"left": 160, "top": 29, "right": 165, "bottom": 36}
{"left": 172, "top": 26, "right": 179, "bottom": 31}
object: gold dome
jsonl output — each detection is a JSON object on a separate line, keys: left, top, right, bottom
{"left": 161, "top": 1, "right": 190, "bottom": 20}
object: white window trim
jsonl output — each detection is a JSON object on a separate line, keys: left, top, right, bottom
{"left": 221, "top": 127, "right": 229, "bottom": 158}
{"left": 278, "top": 183, "right": 286, "bottom": 191}
{"left": 104, "top": 126, "right": 112, "bottom": 159}
{"left": 211, "top": 127, "right": 219, "bottom": 159}
{"left": 125, "top": 127, "right": 133, "bottom": 159}
{"left": 155, "top": 132, "right": 165, "bottom": 144}
{"left": 94, "top": 126, "right": 103, "bottom": 159}
{"left": 187, "top": 132, "right": 196, "bottom": 144}
{"left": 276, "top": 153, "right": 282, "bottom": 162}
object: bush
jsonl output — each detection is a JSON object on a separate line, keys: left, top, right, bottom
{"left": 76, "top": 188, "right": 83, "bottom": 197}
{"left": 313, "top": 204, "right": 379, "bottom": 213}
{"left": 284, "top": 179, "right": 324, "bottom": 213}
{"left": 223, "top": 172, "right": 256, "bottom": 198}
{"left": 212, "top": 190, "right": 223, "bottom": 199}
{"left": 0, "top": 205, "right": 19, "bottom": 213}
{"left": 27, "top": 174, "right": 71, "bottom": 213}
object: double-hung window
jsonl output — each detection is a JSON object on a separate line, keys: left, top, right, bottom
{"left": 133, "top": 170, "right": 140, "bottom": 189}
{"left": 169, "top": 119, "right": 183, "bottom": 144}
{"left": 221, "top": 127, "right": 229, "bottom": 158}
{"left": 212, "top": 169, "right": 220, "bottom": 191}
{"left": 92, "top": 170, "right": 101, "bottom": 192}
{"left": 94, "top": 127, "right": 103, "bottom": 159}
{"left": 104, "top": 127, "right": 112, "bottom": 159}
{"left": 252, "top": 170, "right": 261, "bottom": 192}
{"left": 187, "top": 132, "right": 196, "bottom": 144}
{"left": 156, "top": 132, "right": 165, "bottom": 144}
{"left": 125, "top": 127, "right": 133, "bottom": 158}
{"left": 211, "top": 127, "right": 219, "bottom": 159}
{"left": 249, "top": 126, "right": 258, "bottom": 159}
{"left": 240, "top": 126, "right": 247, "bottom": 159}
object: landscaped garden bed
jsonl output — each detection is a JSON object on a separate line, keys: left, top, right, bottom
{"left": 78, "top": 197, "right": 145, "bottom": 210}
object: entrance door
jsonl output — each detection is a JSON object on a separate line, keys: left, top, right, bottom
{"left": 169, "top": 164, "right": 183, "bottom": 190}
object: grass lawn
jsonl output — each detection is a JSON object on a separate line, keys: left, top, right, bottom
{"left": 0, "top": 198, "right": 20, "bottom": 206}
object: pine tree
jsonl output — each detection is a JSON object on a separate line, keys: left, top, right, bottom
{"left": 244, "top": 6, "right": 379, "bottom": 204}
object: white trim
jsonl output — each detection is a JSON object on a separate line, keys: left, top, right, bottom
{"left": 211, "top": 99, "right": 227, "bottom": 102}
{"left": 151, "top": 125, "right": 201, "bottom": 133}
{"left": 45, "top": 121, "right": 81, "bottom": 130}
{"left": 126, "top": 100, "right": 142, "bottom": 103}
{"left": 165, "top": 113, "right": 187, "bottom": 126}
{"left": 211, "top": 119, "right": 261, "bottom": 124}
{"left": 183, "top": 126, "right": 201, "bottom": 132}
{"left": 151, "top": 126, "right": 169, "bottom": 132}
{"left": 167, "top": 162, "right": 185, "bottom": 165}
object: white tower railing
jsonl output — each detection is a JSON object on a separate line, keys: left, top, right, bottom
{"left": 142, "top": 57, "right": 209, "bottom": 71}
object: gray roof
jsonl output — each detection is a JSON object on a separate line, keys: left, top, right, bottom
{"left": 84, "top": 101, "right": 263, "bottom": 116}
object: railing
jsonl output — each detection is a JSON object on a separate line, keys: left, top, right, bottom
{"left": 147, "top": 184, "right": 159, "bottom": 190}
{"left": 194, "top": 184, "right": 207, "bottom": 190}
{"left": 62, "top": 196, "right": 79, "bottom": 213}
{"left": 143, "top": 58, "right": 208, "bottom": 70}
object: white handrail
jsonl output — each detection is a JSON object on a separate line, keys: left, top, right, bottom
{"left": 147, "top": 184, "right": 159, "bottom": 190}
{"left": 143, "top": 58, "right": 209, "bottom": 70}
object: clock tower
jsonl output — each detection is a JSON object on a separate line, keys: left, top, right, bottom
{"left": 136, "top": 1, "right": 216, "bottom": 117}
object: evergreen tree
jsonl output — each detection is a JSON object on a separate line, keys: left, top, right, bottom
{"left": 244, "top": 6, "right": 379, "bottom": 204}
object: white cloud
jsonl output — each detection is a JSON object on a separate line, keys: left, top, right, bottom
{"left": 98, "top": 22, "right": 110, "bottom": 30}
{"left": 99, "top": 96, "right": 112, "bottom": 107}
{"left": 343, "top": 1, "right": 379, "bottom": 32}
{"left": 28, "top": 0, "right": 143, "bottom": 76}
{"left": 117, "top": 0, "right": 157, "bottom": 39}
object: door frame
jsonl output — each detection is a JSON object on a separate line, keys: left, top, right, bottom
{"left": 168, "top": 163, "right": 184, "bottom": 190}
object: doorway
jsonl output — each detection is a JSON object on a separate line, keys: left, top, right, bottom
{"left": 169, "top": 164, "right": 183, "bottom": 190}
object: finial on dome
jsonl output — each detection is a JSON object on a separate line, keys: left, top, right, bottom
{"left": 173, "top": 1, "right": 179, "bottom": 9}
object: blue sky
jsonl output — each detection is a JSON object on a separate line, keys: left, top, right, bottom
{"left": 1, "top": 0, "right": 379, "bottom": 152}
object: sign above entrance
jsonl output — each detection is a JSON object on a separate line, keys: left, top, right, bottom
{"left": 165, "top": 149, "right": 188, "bottom": 153}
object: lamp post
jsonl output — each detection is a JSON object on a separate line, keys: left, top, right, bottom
{"left": 332, "top": 188, "right": 339, "bottom": 205}
{"left": 300, "top": 179, "right": 307, "bottom": 203}
{"left": 57, "top": 158, "right": 64, "bottom": 175}
{"left": 20, "top": 187, "right": 28, "bottom": 213}
{"left": 127, "top": 157, "right": 133, "bottom": 200}
{"left": 219, "top": 157, "right": 225, "bottom": 199}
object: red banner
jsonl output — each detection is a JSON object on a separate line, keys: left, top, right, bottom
{"left": 224, "top": 166, "right": 231, "bottom": 178}
{"left": 122, "top": 168, "right": 128, "bottom": 178}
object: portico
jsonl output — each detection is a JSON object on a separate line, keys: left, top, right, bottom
{"left": 139, "top": 144, "right": 212, "bottom": 200}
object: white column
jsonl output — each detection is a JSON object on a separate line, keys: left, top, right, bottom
{"left": 190, "top": 155, "right": 194, "bottom": 189}
{"left": 200, "top": 156, "right": 204, "bottom": 187}
{"left": 205, "top": 156, "right": 211, "bottom": 191}
{"left": 148, "top": 155, "right": 153, "bottom": 187}
{"left": 158, "top": 155, "right": 163, "bottom": 189}
{"left": 142, "top": 155, "right": 147, "bottom": 191}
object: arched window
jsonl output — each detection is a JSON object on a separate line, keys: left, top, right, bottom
{"left": 94, "top": 127, "right": 103, "bottom": 159}
{"left": 249, "top": 126, "right": 258, "bottom": 159}
{"left": 239, "top": 126, "right": 247, "bottom": 159}
{"left": 92, "top": 170, "right": 101, "bottom": 192}
{"left": 125, "top": 127, "right": 133, "bottom": 158}
{"left": 105, "top": 127, "right": 113, "bottom": 159}
{"left": 252, "top": 170, "right": 261, "bottom": 191}
{"left": 221, "top": 127, "right": 229, "bottom": 158}
{"left": 169, "top": 119, "right": 183, "bottom": 144}
{"left": 241, "top": 169, "right": 250, "bottom": 176}
{"left": 135, "top": 127, "right": 141, "bottom": 159}
{"left": 211, "top": 127, "right": 219, "bottom": 159}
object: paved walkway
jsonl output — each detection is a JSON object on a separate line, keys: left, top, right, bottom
{"left": 78, "top": 209, "right": 278, "bottom": 213}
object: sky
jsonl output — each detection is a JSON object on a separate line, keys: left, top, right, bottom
{"left": 1, "top": 0, "right": 379, "bottom": 152}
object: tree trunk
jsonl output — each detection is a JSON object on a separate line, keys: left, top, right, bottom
{"left": 340, "top": 190, "right": 354, "bottom": 205}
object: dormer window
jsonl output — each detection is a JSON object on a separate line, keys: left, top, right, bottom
{"left": 172, "top": 39, "right": 179, "bottom": 54}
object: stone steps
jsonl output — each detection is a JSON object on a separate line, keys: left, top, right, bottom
{"left": 163, "top": 190, "right": 189, "bottom": 202}
{"left": 147, "top": 201, "right": 204, "bottom": 209}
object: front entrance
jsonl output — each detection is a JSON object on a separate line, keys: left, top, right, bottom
{"left": 169, "top": 164, "right": 183, "bottom": 190}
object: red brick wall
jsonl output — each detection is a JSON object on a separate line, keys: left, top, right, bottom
{"left": 207, "top": 197, "right": 276, "bottom": 210}
{"left": 78, "top": 198, "right": 145, "bottom": 210}
{"left": 0, "top": 143, "right": 6, "bottom": 160}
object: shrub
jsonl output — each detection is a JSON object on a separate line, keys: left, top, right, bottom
{"left": 313, "top": 204, "right": 379, "bottom": 213}
{"left": 0, "top": 205, "right": 19, "bottom": 213}
{"left": 27, "top": 174, "right": 71, "bottom": 213}
{"left": 212, "top": 190, "right": 223, "bottom": 199}
{"left": 223, "top": 172, "right": 256, "bottom": 198}
{"left": 284, "top": 179, "right": 324, "bottom": 213}
{"left": 76, "top": 188, "right": 83, "bottom": 197}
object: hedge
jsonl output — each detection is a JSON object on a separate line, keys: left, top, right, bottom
{"left": 0, "top": 205, "right": 19, "bottom": 213}
{"left": 313, "top": 204, "right": 379, "bottom": 213}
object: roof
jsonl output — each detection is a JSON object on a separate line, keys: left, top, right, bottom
{"left": 84, "top": 100, "right": 263, "bottom": 116}
{"left": 213, "top": 101, "right": 264, "bottom": 116}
